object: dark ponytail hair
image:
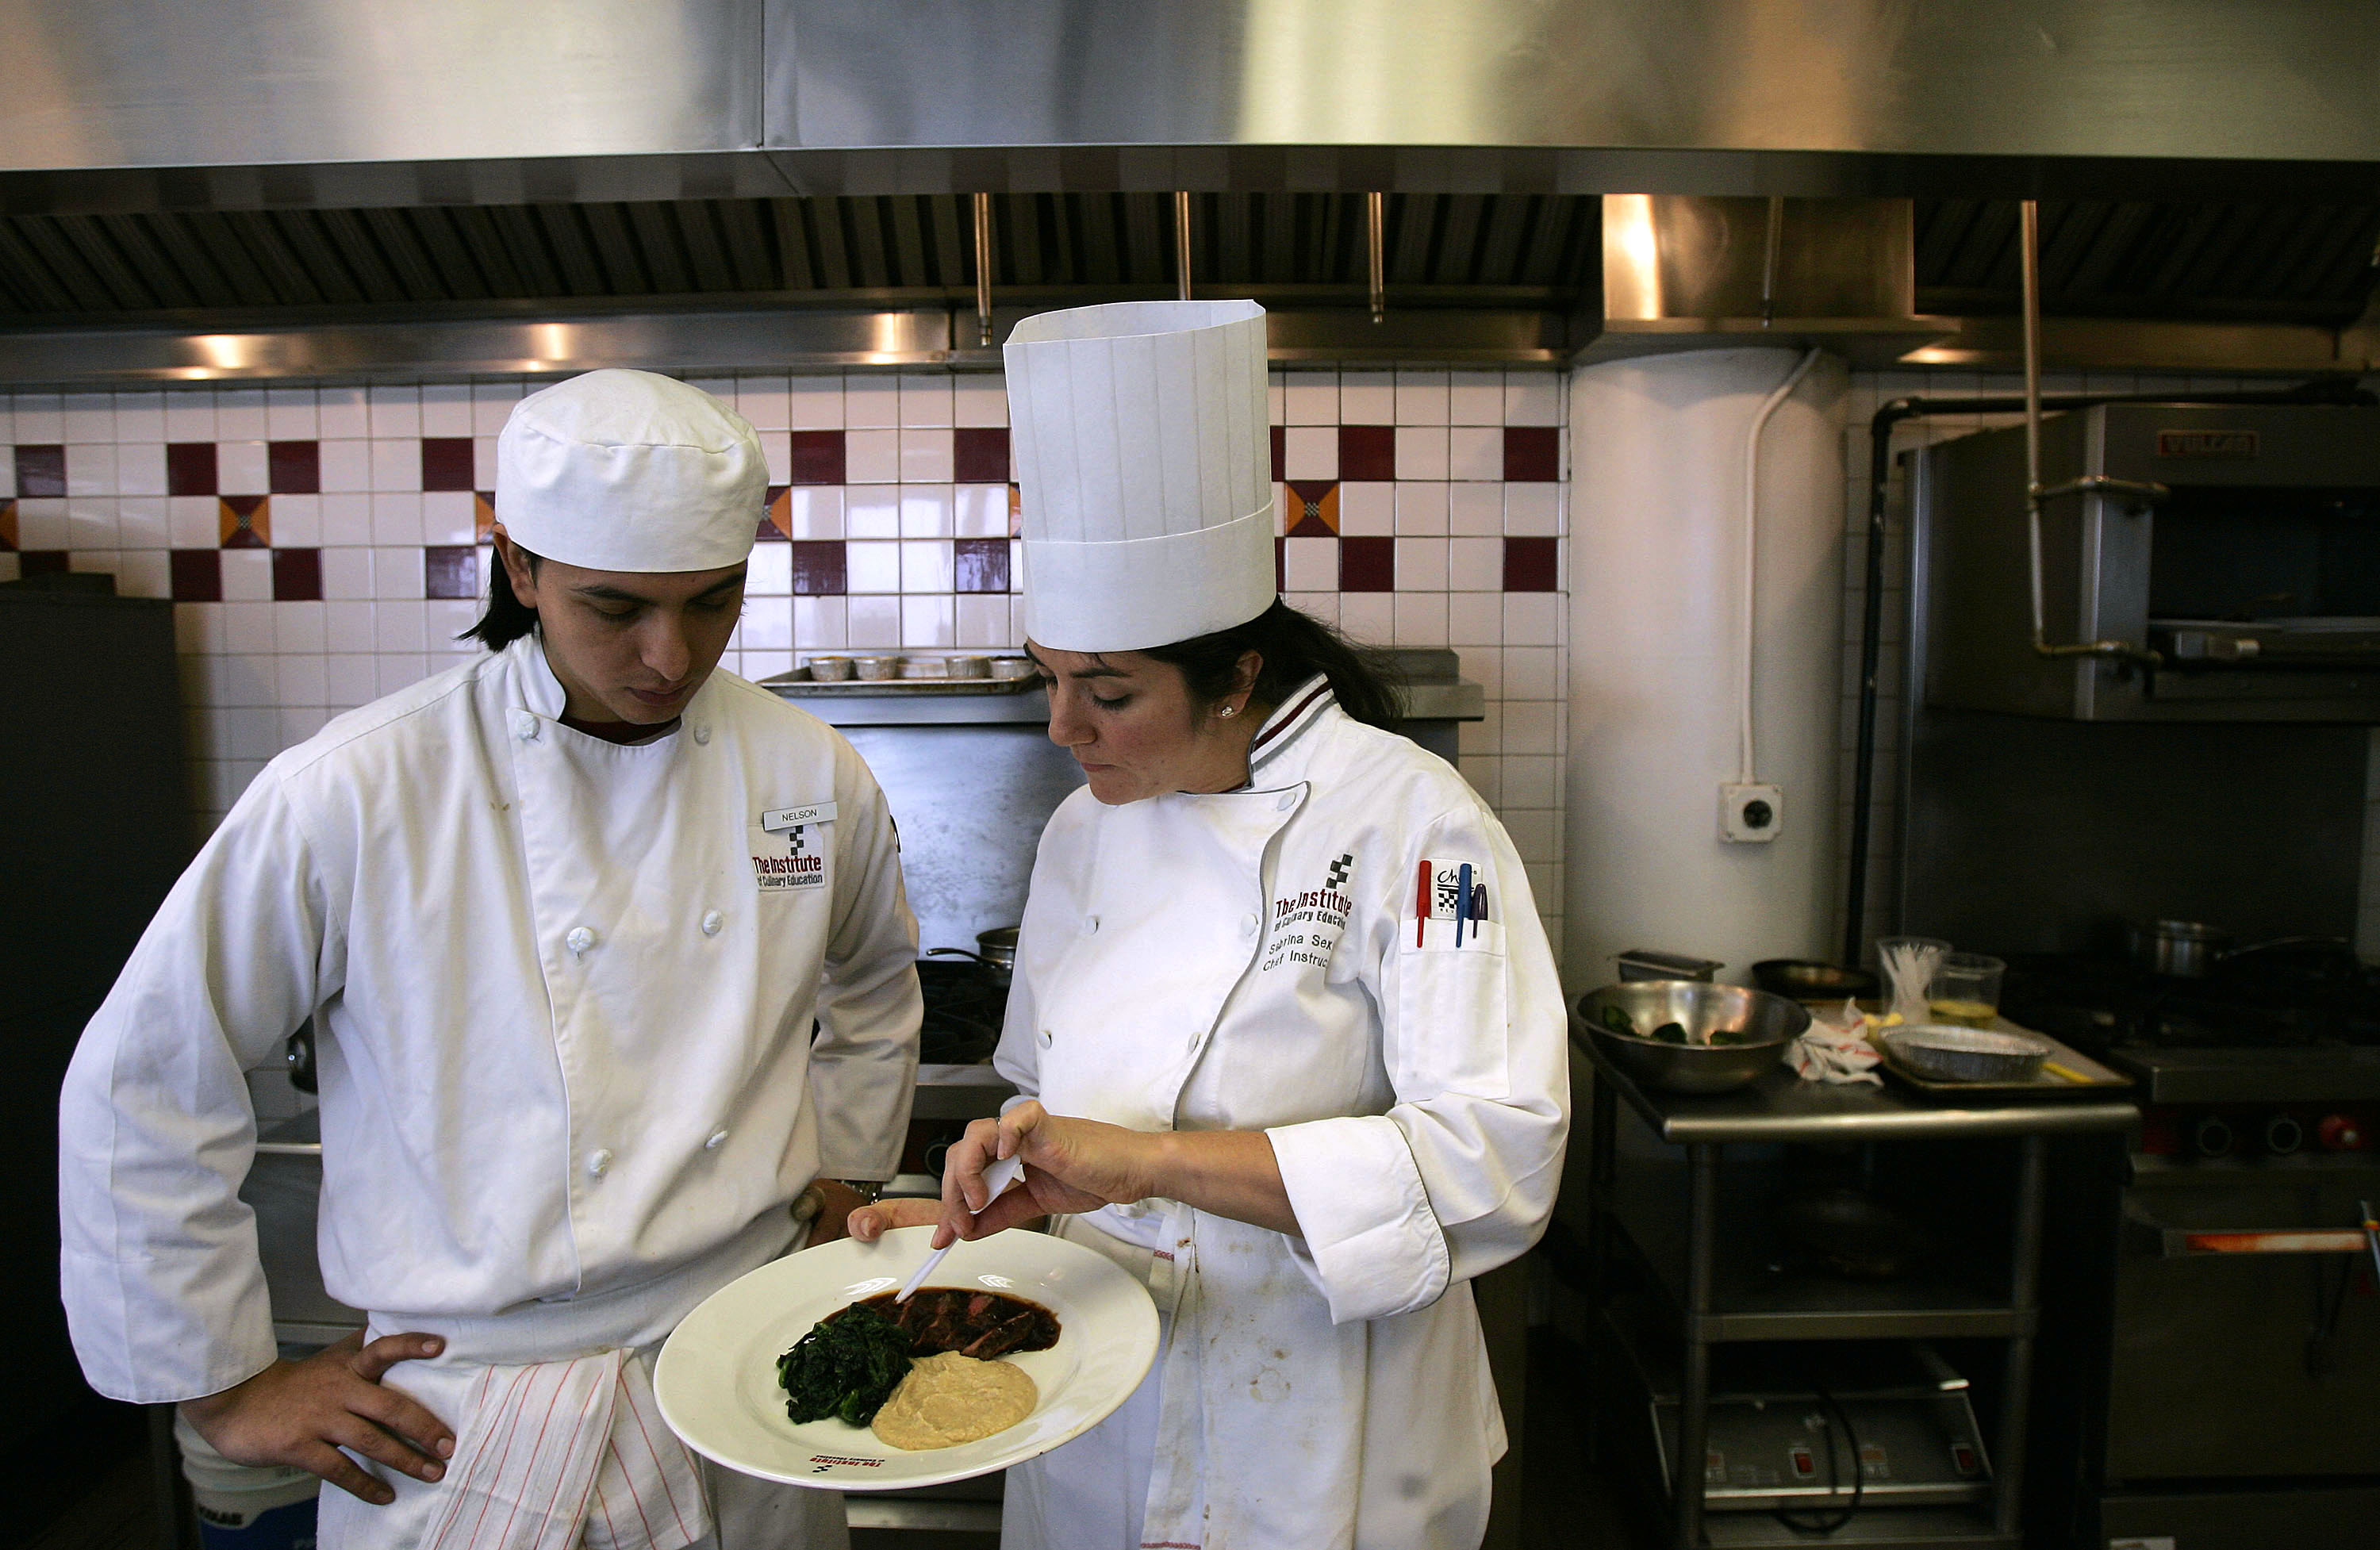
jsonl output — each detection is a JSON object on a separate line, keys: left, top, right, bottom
{"left": 1139, "top": 600, "right": 1402, "bottom": 731}
{"left": 461, "top": 542, "right": 541, "bottom": 650}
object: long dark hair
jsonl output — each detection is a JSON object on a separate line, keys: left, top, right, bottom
{"left": 1139, "top": 600, "right": 1401, "bottom": 731}
{"left": 462, "top": 543, "right": 540, "bottom": 649}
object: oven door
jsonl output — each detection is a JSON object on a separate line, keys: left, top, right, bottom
{"left": 2109, "top": 1176, "right": 2380, "bottom": 1480}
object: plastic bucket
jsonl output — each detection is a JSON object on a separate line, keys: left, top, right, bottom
{"left": 175, "top": 1414, "right": 321, "bottom": 1550}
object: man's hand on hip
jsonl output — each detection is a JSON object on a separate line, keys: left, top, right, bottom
{"left": 178, "top": 1330, "right": 455, "bottom": 1506}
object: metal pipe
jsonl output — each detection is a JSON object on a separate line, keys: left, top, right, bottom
{"left": 1759, "top": 194, "right": 1783, "bottom": 328}
{"left": 1367, "top": 190, "right": 1387, "bottom": 324}
{"left": 971, "top": 192, "right": 994, "bottom": 347}
{"left": 1674, "top": 1143, "right": 1719, "bottom": 1550}
{"left": 2020, "top": 198, "right": 2160, "bottom": 668}
{"left": 1174, "top": 190, "right": 1193, "bottom": 301}
{"left": 1994, "top": 1136, "right": 2051, "bottom": 1536}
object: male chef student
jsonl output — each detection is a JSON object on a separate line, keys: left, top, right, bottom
{"left": 59, "top": 369, "right": 921, "bottom": 1550}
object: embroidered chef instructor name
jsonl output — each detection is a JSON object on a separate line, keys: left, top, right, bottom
{"left": 1262, "top": 876, "right": 1352, "bottom": 973}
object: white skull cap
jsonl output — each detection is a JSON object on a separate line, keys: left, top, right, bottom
{"left": 1005, "top": 300, "right": 1276, "bottom": 652}
{"left": 495, "top": 369, "right": 763, "bottom": 573}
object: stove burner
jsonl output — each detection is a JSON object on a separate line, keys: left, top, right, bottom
{"left": 2002, "top": 945, "right": 2380, "bottom": 1059}
{"left": 917, "top": 957, "right": 1008, "bottom": 1064}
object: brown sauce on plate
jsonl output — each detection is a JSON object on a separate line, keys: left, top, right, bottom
{"left": 843, "top": 1288, "right": 1061, "bottom": 1360}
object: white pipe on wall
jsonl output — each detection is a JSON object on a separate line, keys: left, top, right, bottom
{"left": 1561, "top": 347, "right": 1849, "bottom": 992}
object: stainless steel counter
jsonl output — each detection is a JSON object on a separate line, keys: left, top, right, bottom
{"left": 1591, "top": 1058, "right": 2139, "bottom": 1145}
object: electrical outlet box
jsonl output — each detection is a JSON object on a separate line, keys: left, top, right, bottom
{"left": 1722, "top": 783, "right": 1783, "bottom": 843}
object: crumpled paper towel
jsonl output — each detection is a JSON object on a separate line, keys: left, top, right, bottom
{"left": 1788, "top": 1001, "right": 1884, "bottom": 1085}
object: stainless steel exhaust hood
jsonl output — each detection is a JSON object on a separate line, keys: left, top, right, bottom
{"left": 3, "top": 1, "right": 2379, "bottom": 381}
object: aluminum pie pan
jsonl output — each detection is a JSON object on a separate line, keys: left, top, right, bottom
{"left": 1883, "top": 1026, "right": 2052, "bottom": 1084}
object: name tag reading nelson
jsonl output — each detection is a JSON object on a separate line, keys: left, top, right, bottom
{"left": 754, "top": 802, "right": 836, "bottom": 891}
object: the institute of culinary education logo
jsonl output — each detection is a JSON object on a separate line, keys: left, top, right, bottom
{"left": 1263, "top": 854, "right": 1355, "bottom": 973}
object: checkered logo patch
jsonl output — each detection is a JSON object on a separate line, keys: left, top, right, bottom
{"left": 1326, "top": 853, "right": 1353, "bottom": 889}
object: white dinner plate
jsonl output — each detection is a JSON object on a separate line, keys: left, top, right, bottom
{"left": 654, "top": 1226, "right": 1158, "bottom": 1491}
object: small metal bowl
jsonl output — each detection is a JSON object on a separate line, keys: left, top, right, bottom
{"left": 988, "top": 656, "right": 1037, "bottom": 681}
{"left": 945, "top": 654, "right": 992, "bottom": 680}
{"left": 802, "top": 654, "right": 854, "bottom": 681}
{"left": 851, "top": 654, "right": 905, "bottom": 681}
{"left": 1573, "top": 981, "right": 1809, "bottom": 1095}
{"left": 1883, "top": 1026, "right": 2051, "bottom": 1084}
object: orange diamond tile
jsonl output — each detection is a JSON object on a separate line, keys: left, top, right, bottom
{"left": 219, "top": 494, "right": 271, "bottom": 548}
{"left": 1285, "top": 481, "right": 1339, "bottom": 537}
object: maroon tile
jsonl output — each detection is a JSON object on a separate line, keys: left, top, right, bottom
{"left": 1339, "top": 425, "right": 1396, "bottom": 482}
{"left": 19, "top": 550, "right": 68, "bottom": 577}
{"left": 16, "top": 444, "right": 67, "bottom": 498}
{"left": 170, "top": 548, "right": 222, "bottom": 601}
{"left": 1340, "top": 535, "right": 1394, "bottom": 592}
{"left": 789, "top": 539, "right": 846, "bottom": 595}
{"left": 424, "top": 545, "right": 480, "bottom": 600}
{"left": 166, "top": 442, "right": 217, "bottom": 497}
{"left": 1275, "top": 536, "right": 1285, "bottom": 593}
{"left": 420, "top": 438, "right": 474, "bottom": 492}
{"left": 271, "top": 547, "right": 323, "bottom": 601}
{"left": 788, "top": 431, "right": 846, "bottom": 486}
{"left": 1270, "top": 425, "right": 1285, "bottom": 483}
{"left": 1503, "top": 536, "right": 1559, "bottom": 592}
{"left": 1503, "top": 426, "right": 1560, "bottom": 482}
{"left": 953, "top": 427, "right": 1011, "bottom": 484}
{"left": 269, "top": 440, "right": 321, "bottom": 494}
{"left": 954, "top": 536, "right": 1010, "bottom": 593}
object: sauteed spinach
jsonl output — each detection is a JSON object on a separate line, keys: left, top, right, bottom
{"left": 777, "top": 1301, "right": 915, "bottom": 1425}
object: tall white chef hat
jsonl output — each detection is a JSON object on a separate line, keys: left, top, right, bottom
{"left": 495, "top": 369, "right": 764, "bottom": 573}
{"left": 1005, "top": 300, "right": 1275, "bottom": 652}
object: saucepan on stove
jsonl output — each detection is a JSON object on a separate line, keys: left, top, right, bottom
{"left": 2129, "top": 919, "right": 2355, "bottom": 980}
{"left": 926, "top": 926, "right": 1019, "bottom": 987}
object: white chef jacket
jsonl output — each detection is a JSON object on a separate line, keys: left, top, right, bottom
{"left": 992, "top": 680, "right": 1570, "bottom": 1550}
{"left": 59, "top": 631, "right": 921, "bottom": 1408}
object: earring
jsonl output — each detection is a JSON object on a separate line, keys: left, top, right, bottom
{"left": 1218, "top": 706, "right": 1238, "bottom": 718}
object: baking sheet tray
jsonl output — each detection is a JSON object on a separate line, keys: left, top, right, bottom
{"left": 1866, "top": 1019, "right": 2132, "bottom": 1097}
{"left": 761, "top": 673, "right": 1039, "bottom": 696}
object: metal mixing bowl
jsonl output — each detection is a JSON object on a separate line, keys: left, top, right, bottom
{"left": 1573, "top": 981, "right": 1809, "bottom": 1094}
{"left": 1883, "top": 1026, "right": 2052, "bottom": 1083}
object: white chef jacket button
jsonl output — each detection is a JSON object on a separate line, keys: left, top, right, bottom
{"left": 586, "top": 1148, "right": 612, "bottom": 1177}
{"left": 566, "top": 926, "right": 596, "bottom": 955}
{"left": 1084, "top": 915, "right": 1100, "bottom": 935}
{"left": 704, "top": 1129, "right": 729, "bottom": 1151}
{"left": 1241, "top": 912, "right": 1259, "bottom": 936}
{"left": 701, "top": 910, "right": 723, "bottom": 937}
{"left": 512, "top": 709, "right": 539, "bottom": 742}
{"left": 1276, "top": 792, "right": 1296, "bottom": 811}
{"left": 692, "top": 723, "right": 711, "bottom": 746}
{"left": 1038, "top": 1028, "right": 1054, "bottom": 1048}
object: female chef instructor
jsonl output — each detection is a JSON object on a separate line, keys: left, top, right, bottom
{"left": 60, "top": 370, "right": 921, "bottom": 1550}
{"left": 853, "top": 301, "right": 1569, "bottom": 1550}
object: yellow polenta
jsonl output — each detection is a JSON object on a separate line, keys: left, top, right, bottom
{"left": 869, "top": 1352, "right": 1038, "bottom": 1450}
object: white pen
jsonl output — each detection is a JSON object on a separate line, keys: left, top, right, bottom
{"left": 893, "top": 1153, "right": 1027, "bottom": 1304}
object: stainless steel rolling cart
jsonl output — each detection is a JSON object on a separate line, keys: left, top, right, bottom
{"left": 1576, "top": 1027, "right": 2136, "bottom": 1548}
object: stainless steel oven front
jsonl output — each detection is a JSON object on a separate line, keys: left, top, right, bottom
{"left": 1917, "top": 403, "right": 2380, "bottom": 723}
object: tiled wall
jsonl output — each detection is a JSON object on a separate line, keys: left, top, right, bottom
{"left": 1830, "top": 368, "right": 2380, "bottom": 959}
{"left": 0, "top": 367, "right": 1570, "bottom": 954}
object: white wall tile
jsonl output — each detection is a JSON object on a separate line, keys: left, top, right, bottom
{"left": 900, "top": 429, "right": 955, "bottom": 482}
{"left": 1449, "top": 537, "right": 1502, "bottom": 591}
{"left": 1395, "top": 536, "right": 1449, "bottom": 591}
{"left": 66, "top": 443, "right": 116, "bottom": 497}
{"left": 794, "top": 595, "right": 850, "bottom": 649}
{"left": 16, "top": 499, "right": 67, "bottom": 548}
{"left": 1394, "top": 370, "right": 1449, "bottom": 424}
{"left": 1284, "top": 373, "right": 1338, "bottom": 425}
{"left": 320, "top": 440, "right": 372, "bottom": 493}
{"left": 954, "top": 483, "right": 1006, "bottom": 538}
{"left": 1282, "top": 536, "right": 1338, "bottom": 592}
{"left": 1338, "top": 481, "right": 1394, "bottom": 535}
{"left": 1282, "top": 427, "right": 1337, "bottom": 481}
{"left": 367, "top": 386, "right": 420, "bottom": 439}
{"left": 846, "top": 539, "right": 900, "bottom": 593}
{"left": 1447, "top": 592, "right": 1503, "bottom": 646}
{"left": 845, "top": 377, "right": 899, "bottom": 429}
{"left": 1339, "top": 371, "right": 1394, "bottom": 423}
{"left": 470, "top": 382, "right": 524, "bottom": 435}
{"left": 789, "top": 376, "right": 846, "bottom": 430}
{"left": 736, "top": 378, "right": 791, "bottom": 431}
{"left": 370, "top": 440, "right": 417, "bottom": 492}
{"left": 846, "top": 429, "right": 900, "bottom": 483}
{"left": 1449, "top": 484, "right": 1503, "bottom": 535}
{"left": 1503, "top": 372, "right": 1561, "bottom": 426}
{"left": 1447, "top": 426, "right": 1502, "bottom": 481}
{"left": 422, "top": 492, "right": 475, "bottom": 546}
{"left": 1339, "top": 593, "right": 1395, "bottom": 643}
{"left": 266, "top": 387, "right": 318, "bottom": 439}
{"left": 372, "top": 494, "right": 424, "bottom": 546}
{"left": 846, "top": 485, "right": 900, "bottom": 539}
{"left": 900, "top": 539, "right": 954, "bottom": 593}
{"left": 117, "top": 442, "right": 168, "bottom": 497}
{"left": 162, "top": 392, "right": 215, "bottom": 442}
{"left": 1395, "top": 426, "right": 1448, "bottom": 481}
{"left": 846, "top": 594, "right": 901, "bottom": 647}
{"left": 901, "top": 594, "right": 956, "bottom": 646}
{"left": 1393, "top": 592, "right": 1448, "bottom": 646}
{"left": 747, "top": 544, "right": 793, "bottom": 596}
{"left": 952, "top": 378, "right": 1008, "bottom": 428}
{"left": 1448, "top": 373, "right": 1503, "bottom": 425}
{"left": 220, "top": 440, "right": 270, "bottom": 495}
{"left": 420, "top": 384, "right": 473, "bottom": 437}
{"left": 740, "top": 597, "right": 793, "bottom": 651}
{"left": 113, "top": 391, "right": 167, "bottom": 442}
{"left": 955, "top": 593, "right": 1010, "bottom": 646}
{"left": 14, "top": 394, "right": 65, "bottom": 442}
{"left": 1503, "top": 483, "right": 1561, "bottom": 535}
{"left": 1395, "top": 481, "right": 1448, "bottom": 535}
{"left": 117, "top": 549, "right": 170, "bottom": 598}
{"left": 221, "top": 552, "right": 273, "bottom": 604}
{"left": 900, "top": 374, "right": 954, "bottom": 428}
{"left": 67, "top": 499, "right": 117, "bottom": 549}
